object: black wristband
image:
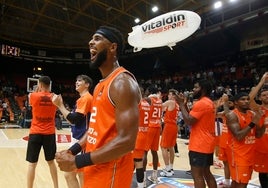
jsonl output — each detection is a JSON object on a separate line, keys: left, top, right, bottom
{"left": 75, "top": 152, "right": 94, "bottom": 169}
{"left": 248, "top": 122, "right": 256, "bottom": 129}
{"left": 68, "top": 143, "right": 82, "bottom": 155}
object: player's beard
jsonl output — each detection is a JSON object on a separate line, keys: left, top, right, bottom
{"left": 90, "top": 49, "right": 107, "bottom": 69}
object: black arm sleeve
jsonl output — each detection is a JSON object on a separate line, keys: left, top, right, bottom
{"left": 66, "top": 112, "right": 85, "bottom": 125}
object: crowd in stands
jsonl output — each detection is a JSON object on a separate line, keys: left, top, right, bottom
{"left": 0, "top": 52, "right": 267, "bottom": 125}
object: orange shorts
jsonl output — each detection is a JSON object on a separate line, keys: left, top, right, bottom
{"left": 160, "top": 123, "right": 178, "bottom": 148}
{"left": 254, "top": 151, "right": 268, "bottom": 173}
{"left": 133, "top": 149, "right": 145, "bottom": 159}
{"left": 218, "top": 146, "right": 228, "bottom": 161}
{"left": 144, "top": 127, "right": 160, "bottom": 151}
{"left": 229, "top": 164, "right": 253, "bottom": 184}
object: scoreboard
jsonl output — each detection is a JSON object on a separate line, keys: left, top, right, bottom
{"left": 1, "top": 44, "right": 20, "bottom": 56}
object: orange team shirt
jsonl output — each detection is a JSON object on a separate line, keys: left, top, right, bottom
{"left": 255, "top": 106, "right": 268, "bottom": 153}
{"left": 189, "top": 96, "right": 216, "bottom": 153}
{"left": 148, "top": 95, "right": 162, "bottom": 128}
{"left": 84, "top": 67, "right": 136, "bottom": 188}
{"left": 72, "top": 92, "right": 93, "bottom": 139}
{"left": 75, "top": 92, "right": 93, "bottom": 116}
{"left": 219, "top": 116, "right": 232, "bottom": 149}
{"left": 231, "top": 108, "right": 255, "bottom": 166}
{"left": 135, "top": 98, "right": 150, "bottom": 150}
{"left": 29, "top": 92, "right": 57, "bottom": 134}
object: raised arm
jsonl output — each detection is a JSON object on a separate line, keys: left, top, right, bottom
{"left": 249, "top": 72, "right": 268, "bottom": 111}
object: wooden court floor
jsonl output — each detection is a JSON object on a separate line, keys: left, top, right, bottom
{"left": 0, "top": 125, "right": 260, "bottom": 188}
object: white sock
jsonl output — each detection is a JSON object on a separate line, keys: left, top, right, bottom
{"left": 153, "top": 170, "right": 158, "bottom": 177}
{"left": 165, "top": 165, "right": 170, "bottom": 171}
{"left": 137, "top": 182, "right": 144, "bottom": 188}
{"left": 169, "top": 164, "right": 173, "bottom": 170}
{"left": 224, "top": 179, "right": 231, "bottom": 185}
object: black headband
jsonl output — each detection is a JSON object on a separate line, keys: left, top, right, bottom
{"left": 95, "top": 27, "right": 120, "bottom": 44}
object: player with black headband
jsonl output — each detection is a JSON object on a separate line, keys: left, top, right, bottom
{"left": 55, "top": 26, "right": 141, "bottom": 188}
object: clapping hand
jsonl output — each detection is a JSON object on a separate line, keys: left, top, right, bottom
{"left": 55, "top": 150, "right": 77, "bottom": 172}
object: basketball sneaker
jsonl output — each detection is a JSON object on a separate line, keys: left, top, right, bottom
{"left": 147, "top": 175, "right": 158, "bottom": 184}
{"left": 159, "top": 168, "right": 173, "bottom": 177}
{"left": 185, "top": 170, "right": 192, "bottom": 175}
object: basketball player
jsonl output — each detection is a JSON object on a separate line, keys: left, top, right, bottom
{"left": 249, "top": 72, "right": 268, "bottom": 188}
{"left": 133, "top": 86, "right": 150, "bottom": 188}
{"left": 55, "top": 26, "right": 141, "bottom": 188}
{"left": 175, "top": 79, "right": 217, "bottom": 188}
{"left": 160, "top": 89, "right": 179, "bottom": 177}
{"left": 143, "top": 86, "right": 162, "bottom": 184}
{"left": 52, "top": 74, "right": 93, "bottom": 188}
{"left": 225, "top": 92, "right": 264, "bottom": 188}
{"left": 26, "top": 76, "right": 58, "bottom": 188}
{"left": 217, "top": 94, "right": 234, "bottom": 188}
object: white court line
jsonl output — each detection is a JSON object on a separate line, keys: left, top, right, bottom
{"left": 0, "top": 129, "right": 8, "bottom": 140}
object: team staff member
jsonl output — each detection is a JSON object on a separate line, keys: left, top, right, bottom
{"left": 160, "top": 89, "right": 179, "bottom": 177}
{"left": 175, "top": 79, "right": 217, "bottom": 188}
{"left": 26, "top": 76, "right": 58, "bottom": 188}
{"left": 52, "top": 74, "right": 93, "bottom": 188}
{"left": 249, "top": 72, "right": 268, "bottom": 188}
{"left": 225, "top": 92, "right": 264, "bottom": 188}
{"left": 55, "top": 26, "right": 141, "bottom": 188}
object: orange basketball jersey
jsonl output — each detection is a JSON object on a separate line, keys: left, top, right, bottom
{"left": 83, "top": 67, "right": 135, "bottom": 188}
{"left": 231, "top": 108, "right": 256, "bottom": 166}
{"left": 148, "top": 95, "right": 162, "bottom": 128}
{"left": 135, "top": 98, "right": 150, "bottom": 150}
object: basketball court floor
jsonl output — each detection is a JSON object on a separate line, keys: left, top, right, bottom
{"left": 0, "top": 124, "right": 260, "bottom": 188}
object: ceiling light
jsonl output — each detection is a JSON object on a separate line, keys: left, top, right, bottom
{"left": 134, "top": 18, "right": 140, "bottom": 24}
{"left": 214, "top": 1, "right": 222, "bottom": 9}
{"left": 152, "top": 6, "right": 158, "bottom": 12}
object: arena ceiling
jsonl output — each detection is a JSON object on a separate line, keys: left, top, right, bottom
{"left": 0, "top": 0, "right": 268, "bottom": 49}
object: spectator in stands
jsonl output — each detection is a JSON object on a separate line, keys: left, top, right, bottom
{"left": 55, "top": 109, "right": 63, "bottom": 130}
